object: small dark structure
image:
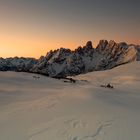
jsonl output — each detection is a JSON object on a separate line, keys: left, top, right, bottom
{"left": 100, "top": 83, "right": 114, "bottom": 89}
{"left": 63, "top": 78, "right": 76, "bottom": 83}
{"left": 33, "top": 76, "right": 40, "bottom": 79}
{"left": 106, "top": 83, "right": 114, "bottom": 89}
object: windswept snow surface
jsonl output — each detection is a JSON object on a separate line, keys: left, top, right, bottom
{"left": 0, "top": 62, "right": 140, "bottom": 140}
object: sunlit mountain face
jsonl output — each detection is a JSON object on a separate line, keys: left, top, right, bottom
{"left": 0, "top": 0, "right": 140, "bottom": 58}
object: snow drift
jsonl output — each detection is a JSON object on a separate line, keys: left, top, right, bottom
{"left": 0, "top": 62, "right": 140, "bottom": 140}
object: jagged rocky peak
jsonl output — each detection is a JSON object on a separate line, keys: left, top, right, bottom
{"left": 47, "top": 48, "right": 71, "bottom": 57}
{"left": 83, "top": 41, "right": 94, "bottom": 51}
{"left": 107, "top": 41, "right": 129, "bottom": 50}
{"left": 104, "top": 40, "right": 119, "bottom": 52}
{"left": 42, "top": 47, "right": 72, "bottom": 65}
{"left": 75, "top": 46, "right": 83, "bottom": 54}
{"left": 45, "top": 50, "right": 54, "bottom": 60}
{"left": 75, "top": 41, "right": 94, "bottom": 54}
{"left": 118, "top": 42, "right": 129, "bottom": 50}
{"left": 119, "top": 42, "right": 128, "bottom": 46}
{"left": 96, "top": 40, "right": 130, "bottom": 53}
{"left": 85, "top": 41, "right": 93, "bottom": 48}
{"left": 96, "top": 40, "right": 108, "bottom": 52}
{"left": 108, "top": 40, "right": 117, "bottom": 47}
{"left": 53, "top": 48, "right": 71, "bottom": 56}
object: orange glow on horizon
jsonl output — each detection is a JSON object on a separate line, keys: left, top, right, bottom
{"left": 0, "top": 36, "right": 139, "bottom": 59}
{"left": 0, "top": 34, "right": 95, "bottom": 58}
{"left": 0, "top": 26, "right": 139, "bottom": 59}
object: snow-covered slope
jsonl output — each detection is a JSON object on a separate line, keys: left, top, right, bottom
{"left": 0, "top": 40, "right": 139, "bottom": 77}
{"left": 0, "top": 62, "right": 140, "bottom": 140}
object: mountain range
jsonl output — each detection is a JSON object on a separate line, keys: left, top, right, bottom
{"left": 0, "top": 40, "right": 140, "bottom": 78}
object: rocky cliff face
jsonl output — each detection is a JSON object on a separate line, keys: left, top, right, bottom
{"left": 0, "top": 40, "right": 139, "bottom": 77}
{"left": 95, "top": 40, "right": 137, "bottom": 70}
{"left": 31, "top": 40, "right": 138, "bottom": 77}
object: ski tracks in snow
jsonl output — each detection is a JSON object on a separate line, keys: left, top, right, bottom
{"left": 29, "top": 117, "right": 114, "bottom": 140}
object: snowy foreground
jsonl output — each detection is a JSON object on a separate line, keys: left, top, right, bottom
{"left": 0, "top": 62, "right": 140, "bottom": 140}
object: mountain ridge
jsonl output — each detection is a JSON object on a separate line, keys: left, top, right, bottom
{"left": 0, "top": 40, "right": 140, "bottom": 77}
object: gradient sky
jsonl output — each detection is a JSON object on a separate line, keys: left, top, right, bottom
{"left": 0, "top": 0, "right": 140, "bottom": 58}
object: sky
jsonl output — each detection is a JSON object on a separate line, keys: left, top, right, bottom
{"left": 0, "top": 0, "right": 140, "bottom": 58}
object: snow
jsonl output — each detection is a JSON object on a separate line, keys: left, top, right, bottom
{"left": 0, "top": 62, "right": 140, "bottom": 140}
